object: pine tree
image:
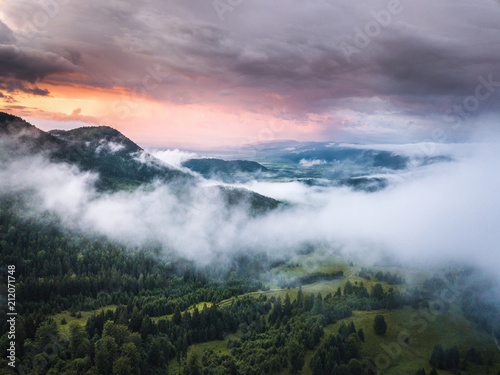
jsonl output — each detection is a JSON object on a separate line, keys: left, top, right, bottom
{"left": 192, "top": 306, "right": 200, "bottom": 329}
{"left": 373, "top": 315, "right": 387, "bottom": 335}
{"left": 288, "top": 339, "right": 305, "bottom": 374}
{"left": 269, "top": 297, "right": 282, "bottom": 323}
{"left": 430, "top": 345, "right": 444, "bottom": 368}
{"left": 347, "top": 321, "right": 356, "bottom": 335}
{"left": 173, "top": 306, "right": 182, "bottom": 325}
{"left": 283, "top": 293, "right": 293, "bottom": 317}
{"left": 113, "top": 357, "right": 133, "bottom": 375}
{"left": 297, "top": 286, "right": 304, "bottom": 308}
{"left": 187, "top": 351, "right": 201, "bottom": 375}
{"left": 148, "top": 338, "right": 163, "bottom": 366}
{"left": 24, "top": 316, "right": 37, "bottom": 340}
{"left": 312, "top": 298, "right": 324, "bottom": 315}
{"left": 343, "top": 281, "right": 353, "bottom": 295}
{"left": 357, "top": 328, "right": 365, "bottom": 342}
{"left": 334, "top": 287, "right": 342, "bottom": 298}
{"left": 348, "top": 358, "right": 363, "bottom": 375}
{"left": 95, "top": 336, "right": 119, "bottom": 375}
{"left": 129, "top": 307, "right": 142, "bottom": 332}
{"left": 69, "top": 322, "right": 87, "bottom": 358}
{"left": 121, "top": 343, "right": 140, "bottom": 375}
{"left": 447, "top": 345, "right": 460, "bottom": 369}
{"left": 371, "top": 283, "right": 384, "bottom": 300}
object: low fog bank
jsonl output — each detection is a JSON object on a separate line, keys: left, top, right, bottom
{"left": 1, "top": 138, "right": 500, "bottom": 288}
{"left": 0, "top": 155, "right": 251, "bottom": 264}
{"left": 236, "top": 144, "right": 500, "bottom": 275}
{"left": 150, "top": 148, "right": 199, "bottom": 169}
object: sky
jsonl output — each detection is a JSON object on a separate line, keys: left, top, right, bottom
{"left": 1, "top": 0, "right": 500, "bottom": 148}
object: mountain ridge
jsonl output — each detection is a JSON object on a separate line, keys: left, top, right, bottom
{"left": 0, "top": 112, "right": 282, "bottom": 212}
{"left": 49, "top": 126, "right": 143, "bottom": 155}
{"left": 0, "top": 112, "right": 190, "bottom": 187}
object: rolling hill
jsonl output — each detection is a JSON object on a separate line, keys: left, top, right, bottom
{"left": 182, "top": 158, "right": 269, "bottom": 182}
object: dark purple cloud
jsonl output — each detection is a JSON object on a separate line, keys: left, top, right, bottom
{"left": 0, "top": 20, "right": 79, "bottom": 97}
{"left": 1, "top": 0, "right": 500, "bottom": 141}
{"left": 0, "top": 44, "right": 79, "bottom": 83}
{"left": 0, "top": 79, "right": 50, "bottom": 96}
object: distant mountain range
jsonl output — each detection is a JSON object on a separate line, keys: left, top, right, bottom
{"left": 242, "top": 140, "right": 411, "bottom": 169}
{"left": 219, "top": 139, "right": 451, "bottom": 168}
{"left": 197, "top": 139, "right": 453, "bottom": 192}
{"left": 182, "top": 158, "right": 268, "bottom": 182}
{"left": 0, "top": 112, "right": 452, "bottom": 198}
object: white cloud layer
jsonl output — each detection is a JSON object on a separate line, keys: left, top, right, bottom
{"left": 1, "top": 141, "right": 499, "bottom": 283}
{"left": 150, "top": 148, "right": 198, "bottom": 168}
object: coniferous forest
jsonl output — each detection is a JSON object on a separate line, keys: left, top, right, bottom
{"left": 1, "top": 193, "right": 499, "bottom": 374}
{"left": 0, "top": 114, "right": 499, "bottom": 375}
{"left": 2, "top": 0, "right": 500, "bottom": 373}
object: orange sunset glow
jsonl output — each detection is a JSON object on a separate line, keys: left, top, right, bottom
{"left": 2, "top": 2, "right": 500, "bottom": 375}
{"left": 1, "top": 0, "right": 500, "bottom": 147}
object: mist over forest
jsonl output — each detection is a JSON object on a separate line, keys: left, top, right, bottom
{"left": 2, "top": 114, "right": 500, "bottom": 283}
{"left": 1, "top": 111, "right": 500, "bottom": 375}
{"left": 1, "top": 0, "right": 500, "bottom": 373}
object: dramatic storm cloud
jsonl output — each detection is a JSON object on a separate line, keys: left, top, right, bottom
{"left": 0, "top": 43, "right": 79, "bottom": 83}
{"left": 1, "top": 0, "right": 499, "bottom": 146}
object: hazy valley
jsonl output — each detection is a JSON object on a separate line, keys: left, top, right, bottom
{"left": 0, "top": 113, "right": 499, "bottom": 375}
